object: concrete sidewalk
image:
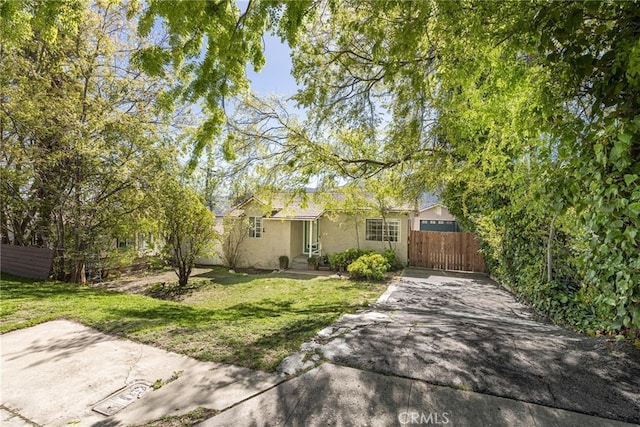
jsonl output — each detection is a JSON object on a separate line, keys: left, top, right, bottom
{"left": 198, "top": 363, "right": 635, "bottom": 427}
{"left": 1, "top": 320, "right": 281, "bottom": 426}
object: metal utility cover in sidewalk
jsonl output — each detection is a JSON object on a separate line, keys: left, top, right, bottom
{"left": 93, "top": 380, "right": 152, "bottom": 416}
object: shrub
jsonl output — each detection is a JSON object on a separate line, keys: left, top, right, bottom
{"left": 278, "top": 255, "right": 289, "bottom": 269}
{"left": 382, "top": 249, "right": 403, "bottom": 271}
{"left": 148, "top": 255, "right": 166, "bottom": 270}
{"left": 103, "top": 246, "right": 138, "bottom": 269}
{"left": 347, "top": 253, "right": 389, "bottom": 280}
{"left": 329, "top": 248, "right": 372, "bottom": 271}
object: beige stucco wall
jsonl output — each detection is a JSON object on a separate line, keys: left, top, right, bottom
{"left": 240, "top": 219, "right": 290, "bottom": 269}
{"left": 196, "top": 242, "right": 224, "bottom": 266}
{"left": 237, "top": 203, "right": 290, "bottom": 269}
{"left": 412, "top": 205, "right": 456, "bottom": 230}
{"left": 199, "top": 201, "right": 293, "bottom": 269}
{"left": 208, "top": 199, "right": 411, "bottom": 268}
{"left": 195, "top": 217, "right": 224, "bottom": 266}
{"left": 319, "top": 212, "right": 410, "bottom": 265}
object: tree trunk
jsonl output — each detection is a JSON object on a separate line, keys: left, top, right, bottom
{"left": 547, "top": 213, "right": 558, "bottom": 283}
{"left": 380, "top": 210, "right": 393, "bottom": 251}
{"left": 354, "top": 214, "right": 361, "bottom": 250}
{"left": 53, "top": 210, "right": 66, "bottom": 280}
{"left": 70, "top": 259, "right": 86, "bottom": 284}
{"left": 70, "top": 217, "right": 87, "bottom": 283}
{"left": 178, "top": 261, "right": 191, "bottom": 287}
{"left": 178, "top": 271, "right": 188, "bottom": 287}
{"left": 0, "top": 207, "right": 9, "bottom": 244}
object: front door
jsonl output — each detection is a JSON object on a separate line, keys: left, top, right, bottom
{"left": 303, "top": 220, "right": 319, "bottom": 254}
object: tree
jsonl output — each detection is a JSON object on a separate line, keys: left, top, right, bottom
{"left": 133, "top": 0, "right": 313, "bottom": 159}
{"left": 282, "top": 0, "right": 640, "bottom": 335}
{"left": 219, "top": 216, "right": 250, "bottom": 269}
{"left": 1, "top": 0, "right": 182, "bottom": 282}
{"left": 216, "top": 1, "right": 640, "bottom": 336}
{"left": 160, "top": 179, "right": 215, "bottom": 287}
{"left": 5, "top": 1, "right": 638, "bottom": 335}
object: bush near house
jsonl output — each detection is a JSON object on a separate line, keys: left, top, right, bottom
{"left": 329, "top": 249, "right": 372, "bottom": 271}
{"left": 329, "top": 248, "right": 403, "bottom": 273}
{"left": 348, "top": 253, "right": 389, "bottom": 280}
{"left": 382, "top": 249, "right": 403, "bottom": 271}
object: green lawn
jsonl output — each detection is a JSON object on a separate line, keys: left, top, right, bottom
{"left": 0, "top": 269, "right": 387, "bottom": 371}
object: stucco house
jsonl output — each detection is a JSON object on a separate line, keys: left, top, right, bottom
{"left": 212, "top": 193, "right": 414, "bottom": 270}
{"left": 412, "top": 203, "right": 461, "bottom": 232}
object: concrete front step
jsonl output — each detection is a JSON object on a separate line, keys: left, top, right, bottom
{"left": 290, "top": 255, "right": 312, "bottom": 270}
{"left": 289, "top": 255, "right": 332, "bottom": 271}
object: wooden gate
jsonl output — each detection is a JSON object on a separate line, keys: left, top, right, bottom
{"left": 408, "top": 231, "right": 487, "bottom": 273}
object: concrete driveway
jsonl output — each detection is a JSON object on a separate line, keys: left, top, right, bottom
{"left": 290, "top": 269, "right": 640, "bottom": 424}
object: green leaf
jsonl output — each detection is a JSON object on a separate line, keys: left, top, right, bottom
{"left": 629, "top": 202, "right": 640, "bottom": 216}
{"left": 632, "top": 307, "right": 640, "bottom": 329}
{"left": 610, "top": 320, "right": 623, "bottom": 330}
{"left": 618, "top": 132, "right": 632, "bottom": 145}
{"left": 222, "top": 135, "right": 237, "bottom": 161}
{"left": 624, "top": 174, "right": 638, "bottom": 186}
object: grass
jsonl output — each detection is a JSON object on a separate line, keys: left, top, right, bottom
{"left": 0, "top": 268, "right": 387, "bottom": 371}
{"left": 137, "top": 407, "right": 219, "bottom": 427}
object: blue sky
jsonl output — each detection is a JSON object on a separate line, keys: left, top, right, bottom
{"left": 236, "top": 0, "right": 299, "bottom": 98}
{"left": 246, "top": 33, "right": 300, "bottom": 98}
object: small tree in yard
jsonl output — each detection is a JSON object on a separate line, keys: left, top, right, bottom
{"left": 220, "top": 216, "right": 250, "bottom": 269}
{"left": 161, "top": 181, "right": 215, "bottom": 287}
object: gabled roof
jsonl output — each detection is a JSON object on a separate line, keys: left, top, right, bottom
{"left": 418, "top": 192, "right": 442, "bottom": 210}
{"left": 419, "top": 203, "right": 447, "bottom": 212}
{"left": 222, "top": 190, "right": 413, "bottom": 220}
{"left": 271, "top": 201, "right": 324, "bottom": 220}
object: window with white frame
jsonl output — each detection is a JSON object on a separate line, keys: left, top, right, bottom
{"left": 365, "top": 219, "right": 400, "bottom": 242}
{"left": 249, "top": 216, "right": 262, "bottom": 238}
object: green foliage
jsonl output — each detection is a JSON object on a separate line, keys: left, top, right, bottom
{"left": 135, "top": 0, "right": 312, "bottom": 155}
{"left": 329, "top": 248, "right": 401, "bottom": 274}
{"left": 382, "top": 249, "right": 403, "bottom": 272}
{"left": 160, "top": 180, "right": 216, "bottom": 287}
{"left": 328, "top": 249, "right": 372, "bottom": 271}
{"left": 147, "top": 255, "right": 167, "bottom": 271}
{"left": 0, "top": 0, "right": 84, "bottom": 48}
{"left": 0, "top": 1, "right": 182, "bottom": 282}
{"left": 347, "top": 253, "right": 389, "bottom": 281}
{"left": 433, "top": 1, "right": 640, "bottom": 337}
{"left": 275, "top": 0, "right": 640, "bottom": 339}
{"left": 103, "top": 247, "right": 139, "bottom": 270}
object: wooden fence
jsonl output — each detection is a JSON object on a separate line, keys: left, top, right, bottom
{"left": 1, "top": 244, "right": 54, "bottom": 280}
{"left": 408, "top": 231, "right": 487, "bottom": 273}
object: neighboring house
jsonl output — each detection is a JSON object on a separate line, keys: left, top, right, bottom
{"left": 211, "top": 193, "right": 414, "bottom": 270}
{"left": 115, "top": 233, "right": 157, "bottom": 253}
{"left": 413, "top": 203, "right": 461, "bottom": 232}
